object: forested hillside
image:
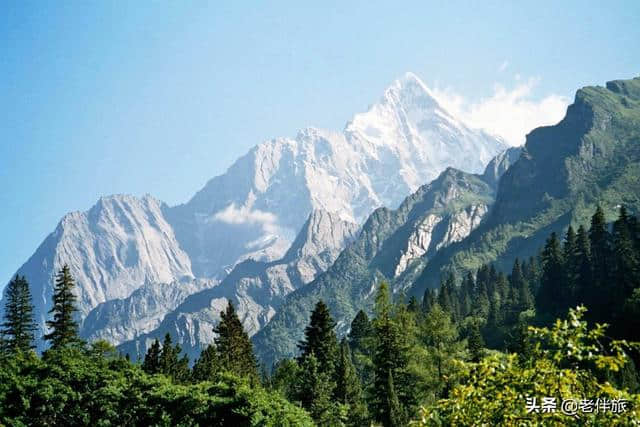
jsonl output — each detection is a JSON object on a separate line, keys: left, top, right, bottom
{"left": 2, "top": 205, "right": 640, "bottom": 425}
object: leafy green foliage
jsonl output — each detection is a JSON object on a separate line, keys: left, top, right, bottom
{"left": 0, "top": 347, "right": 312, "bottom": 426}
{"left": 412, "top": 307, "right": 640, "bottom": 426}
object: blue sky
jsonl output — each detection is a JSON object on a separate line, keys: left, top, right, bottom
{"left": 1, "top": 1, "right": 639, "bottom": 287}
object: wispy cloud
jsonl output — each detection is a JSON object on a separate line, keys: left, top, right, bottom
{"left": 211, "top": 203, "right": 280, "bottom": 235}
{"left": 432, "top": 77, "right": 570, "bottom": 146}
{"left": 498, "top": 60, "right": 510, "bottom": 72}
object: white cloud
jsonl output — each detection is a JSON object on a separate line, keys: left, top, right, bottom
{"left": 432, "top": 77, "right": 570, "bottom": 146}
{"left": 499, "top": 60, "right": 509, "bottom": 72}
{"left": 212, "top": 203, "right": 280, "bottom": 234}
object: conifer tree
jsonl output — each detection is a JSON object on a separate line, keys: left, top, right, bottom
{"left": 142, "top": 338, "right": 161, "bottom": 374}
{"left": 537, "top": 232, "right": 565, "bottom": 316}
{"left": 524, "top": 255, "right": 541, "bottom": 295}
{"left": 467, "top": 322, "right": 485, "bottom": 362}
{"left": 372, "top": 283, "right": 415, "bottom": 424}
{"left": 510, "top": 258, "right": 533, "bottom": 313}
{"left": 612, "top": 206, "right": 639, "bottom": 305}
{"left": 348, "top": 309, "right": 374, "bottom": 384}
{"left": 588, "top": 206, "right": 612, "bottom": 319}
{"left": 349, "top": 310, "right": 373, "bottom": 353}
{"left": 1, "top": 275, "right": 36, "bottom": 353}
{"left": 44, "top": 265, "right": 82, "bottom": 349}
{"left": 407, "top": 295, "right": 420, "bottom": 314}
{"left": 383, "top": 369, "right": 406, "bottom": 427}
{"left": 335, "top": 338, "right": 368, "bottom": 426}
{"left": 563, "top": 225, "right": 579, "bottom": 306}
{"left": 575, "top": 224, "right": 592, "bottom": 302}
{"left": 297, "top": 300, "right": 338, "bottom": 376}
{"left": 192, "top": 344, "right": 219, "bottom": 382}
{"left": 422, "top": 288, "right": 436, "bottom": 314}
{"left": 214, "top": 301, "right": 259, "bottom": 380}
{"left": 158, "top": 333, "right": 190, "bottom": 382}
{"left": 420, "top": 302, "right": 464, "bottom": 397}
{"left": 295, "top": 353, "right": 340, "bottom": 426}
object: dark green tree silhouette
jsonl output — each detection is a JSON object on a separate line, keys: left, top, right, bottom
{"left": 297, "top": 300, "right": 338, "bottom": 375}
{"left": 158, "top": 333, "right": 189, "bottom": 383}
{"left": 335, "top": 338, "right": 368, "bottom": 426}
{"left": 192, "top": 344, "right": 219, "bottom": 382}
{"left": 44, "top": 265, "right": 82, "bottom": 349}
{"left": 214, "top": 301, "right": 259, "bottom": 381}
{"left": 142, "top": 338, "right": 161, "bottom": 374}
{"left": 1, "top": 275, "right": 36, "bottom": 353}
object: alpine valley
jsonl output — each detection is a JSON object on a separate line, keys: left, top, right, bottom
{"left": 5, "top": 72, "right": 640, "bottom": 377}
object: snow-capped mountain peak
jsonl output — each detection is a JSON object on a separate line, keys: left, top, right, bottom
{"left": 4, "top": 72, "right": 507, "bottom": 350}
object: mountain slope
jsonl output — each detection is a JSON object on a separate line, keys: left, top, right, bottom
{"left": 251, "top": 152, "right": 516, "bottom": 367}
{"left": 117, "top": 210, "right": 358, "bottom": 359}
{"left": 0, "top": 195, "right": 194, "bottom": 348}
{"left": 80, "top": 278, "right": 213, "bottom": 345}
{"left": 411, "top": 76, "right": 640, "bottom": 297}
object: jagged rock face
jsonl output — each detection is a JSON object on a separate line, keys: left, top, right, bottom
{"left": 117, "top": 210, "right": 359, "bottom": 359}
{"left": 252, "top": 162, "right": 503, "bottom": 367}
{"left": 2, "top": 195, "right": 193, "bottom": 348}
{"left": 80, "top": 278, "right": 213, "bottom": 345}
{"left": 394, "top": 204, "right": 488, "bottom": 277}
{"left": 167, "top": 72, "right": 506, "bottom": 280}
{"left": 481, "top": 146, "right": 522, "bottom": 188}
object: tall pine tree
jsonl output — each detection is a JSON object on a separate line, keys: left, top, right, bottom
{"left": 335, "top": 338, "right": 368, "bottom": 426}
{"left": 537, "top": 232, "right": 565, "bottom": 316}
{"left": 142, "top": 338, "right": 161, "bottom": 374}
{"left": 297, "top": 300, "right": 338, "bottom": 376}
{"left": 372, "top": 282, "right": 415, "bottom": 425}
{"left": 588, "top": 206, "right": 613, "bottom": 320}
{"left": 214, "top": 300, "right": 259, "bottom": 381}
{"left": 192, "top": 344, "right": 219, "bottom": 382}
{"left": 44, "top": 265, "right": 82, "bottom": 349}
{"left": 1, "top": 275, "right": 36, "bottom": 353}
{"left": 158, "top": 333, "right": 190, "bottom": 383}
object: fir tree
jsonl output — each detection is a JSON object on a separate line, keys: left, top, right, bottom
{"left": 192, "top": 344, "right": 219, "bottom": 382}
{"left": 158, "top": 333, "right": 190, "bottom": 382}
{"left": 348, "top": 309, "right": 374, "bottom": 385}
{"left": 588, "top": 206, "right": 613, "bottom": 319}
{"left": 349, "top": 309, "right": 373, "bottom": 353}
{"left": 295, "top": 353, "right": 341, "bottom": 426}
{"left": 563, "top": 225, "right": 579, "bottom": 306}
{"left": 575, "top": 224, "right": 592, "bottom": 303}
{"left": 420, "top": 302, "right": 463, "bottom": 397}
{"left": 422, "top": 288, "right": 436, "bottom": 314}
{"left": 383, "top": 369, "right": 406, "bottom": 427}
{"left": 612, "top": 206, "right": 639, "bottom": 307}
{"left": 335, "top": 338, "right": 368, "bottom": 426}
{"left": 214, "top": 301, "right": 259, "bottom": 381}
{"left": 467, "top": 322, "right": 485, "bottom": 362}
{"left": 142, "top": 338, "right": 161, "bottom": 374}
{"left": 297, "top": 300, "right": 338, "bottom": 376}
{"left": 524, "top": 255, "right": 541, "bottom": 295}
{"left": 1, "top": 275, "right": 36, "bottom": 353}
{"left": 537, "top": 232, "right": 565, "bottom": 316}
{"left": 372, "top": 283, "right": 415, "bottom": 423}
{"left": 44, "top": 265, "right": 82, "bottom": 349}
{"left": 510, "top": 258, "right": 533, "bottom": 313}
{"left": 407, "top": 295, "right": 420, "bottom": 314}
